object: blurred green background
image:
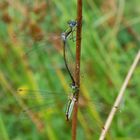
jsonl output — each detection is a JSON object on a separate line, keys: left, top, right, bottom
{"left": 0, "top": 0, "right": 140, "bottom": 140}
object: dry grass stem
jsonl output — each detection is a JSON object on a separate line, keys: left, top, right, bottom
{"left": 99, "top": 50, "right": 140, "bottom": 140}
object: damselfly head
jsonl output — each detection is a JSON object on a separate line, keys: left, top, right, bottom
{"left": 61, "top": 32, "right": 66, "bottom": 41}
{"left": 67, "top": 20, "right": 77, "bottom": 28}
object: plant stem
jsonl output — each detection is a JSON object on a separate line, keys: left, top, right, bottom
{"left": 99, "top": 50, "right": 140, "bottom": 140}
{"left": 72, "top": 0, "right": 82, "bottom": 140}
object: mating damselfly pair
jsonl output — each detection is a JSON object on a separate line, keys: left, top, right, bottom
{"left": 16, "top": 20, "right": 116, "bottom": 127}
{"left": 15, "top": 20, "right": 123, "bottom": 138}
{"left": 17, "top": 20, "right": 80, "bottom": 121}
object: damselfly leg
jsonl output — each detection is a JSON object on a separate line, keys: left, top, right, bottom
{"left": 67, "top": 20, "right": 77, "bottom": 42}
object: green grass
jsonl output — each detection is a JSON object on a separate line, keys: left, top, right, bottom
{"left": 0, "top": 0, "right": 140, "bottom": 140}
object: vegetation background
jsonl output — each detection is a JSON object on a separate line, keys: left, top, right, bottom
{"left": 0, "top": 0, "right": 140, "bottom": 140}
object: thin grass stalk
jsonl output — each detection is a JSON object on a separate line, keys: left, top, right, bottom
{"left": 72, "top": 0, "right": 82, "bottom": 140}
{"left": 99, "top": 50, "right": 140, "bottom": 140}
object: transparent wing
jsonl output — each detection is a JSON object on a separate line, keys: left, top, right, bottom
{"left": 16, "top": 88, "right": 69, "bottom": 120}
{"left": 16, "top": 33, "right": 62, "bottom": 55}
{"left": 64, "top": 40, "right": 75, "bottom": 80}
{"left": 16, "top": 88, "right": 108, "bottom": 121}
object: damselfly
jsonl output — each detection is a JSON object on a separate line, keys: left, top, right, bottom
{"left": 61, "top": 20, "right": 77, "bottom": 87}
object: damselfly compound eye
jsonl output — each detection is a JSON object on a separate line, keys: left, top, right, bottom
{"left": 67, "top": 20, "right": 77, "bottom": 28}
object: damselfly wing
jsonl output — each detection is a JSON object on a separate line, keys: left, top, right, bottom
{"left": 16, "top": 87, "right": 108, "bottom": 121}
